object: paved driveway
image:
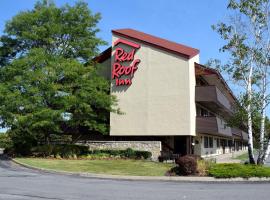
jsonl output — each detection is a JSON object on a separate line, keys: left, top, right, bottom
{"left": 1, "top": 156, "right": 270, "bottom": 200}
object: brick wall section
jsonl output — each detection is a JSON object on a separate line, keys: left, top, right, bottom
{"left": 77, "top": 141, "right": 162, "bottom": 161}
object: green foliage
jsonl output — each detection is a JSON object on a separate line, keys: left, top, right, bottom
{"left": 30, "top": 146, "right": 152, "bottom": 160}
{"left": 8, "top": 129, "right": 38, "bottom": 155}
{"left": 88, "top": 148, "right": 152, "bottom": 159}
{"left": 124, "top": 147, "right": 135, "bottom": 158}
{"left": 0, "top": 0, "right": 118, "bottom": 150}
{"left": 226, "top": 94, "right": 270, "bottom": 148}
{"left": 31, "top": 144, "right": 89, "bottom": 158}
{"left": 0, "top": 133, "right": 13, "bottom": 149}
{"left": 1, "top": 0, "right": 106, "bottom": 64}
{"left": 212, "top": 0, "right": 270, "bottom": 164}
{"left": 196, "top": 159, "right": 214, "bottom": 176}
{"left": 209, "top": 163, "right": 270, "bottom": 178}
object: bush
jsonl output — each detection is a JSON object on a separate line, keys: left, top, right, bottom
{"left": 30, "top": 146, "right": 152, "bottom": 160}
{"left": 9, "top": 130, "right": 37, "bottom": 156}
{"left": 88, "top": 148, "right": 152, "bottom": 159}
{"left": 31, "top": 145, "right": 54, "bottom": 157}
{"left": 0, "top": 133, "right": 13, "bottom": 149}
{"left": 124, "top": 148, "right": 135, "bottom": 158}
{"left": 54, "top": 144, "right": 88, "bottom": 158}
{"left": 135, "top": 151, "right": 152, "bottom": 159}
{"left": 197, "top": 159, "right": 213, "bottom": 176}
{"left": 31, "top": 144, "right": 89, "bottom": 158}
{"left": 175, "top": 155, "right": 198, "bottom": 175}
{"left": 208, "top": 163, "right": 270, "bottom": 178}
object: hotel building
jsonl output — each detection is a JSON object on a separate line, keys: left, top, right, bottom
{"left": 90, "top": 28, "right": 248, "bottom": 160}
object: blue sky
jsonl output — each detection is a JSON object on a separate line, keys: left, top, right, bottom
{"left": 0, "top": 0, "right": 230, "bottom": 64}
{"left": 0, "top": 0, "right": 244, "bottom": 132}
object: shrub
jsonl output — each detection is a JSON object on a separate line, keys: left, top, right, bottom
{"left": 124, "top": 148, "right": 136, "bottom": 158}
{"left": 175, "top": 155, "right": 197, "bottom": 175}
{"left": 88, "top": 148, "right": 152, "bottom": 159}
{"left": 8, "top": 130, "right": 37, "bottom": 156}
{"left": 31, "top": 144, "right": 89, "bottom": 158}
{"left": 30, "top": 146, "right": 152, "bottom": 160}
{"left": 135, "top": 151, "right": 152, "bottom": 159}
{"left": 0, "top": 133, "right": 13, "bottom": 149}
{"left": 31, "top": 145, "right": 54, "bottom": 157}
{"left": 197, "top": 159, "right": 213, "bottom": 176}
{"left": 208, "top": 163, "right": 270, "bottom": 178}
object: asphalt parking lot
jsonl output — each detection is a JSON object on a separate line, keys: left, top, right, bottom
{"left": 1, "top": 155, "right": 270, "bottom": 200}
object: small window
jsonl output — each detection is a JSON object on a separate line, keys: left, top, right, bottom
{"left": 216, "top": 138, "right": 220, "bottom": 148}
{"left": 209, "top": 137, "right": 213, "bottom": 148}
{"left": 204, "top": 136, "right": 209, "bottom": 148}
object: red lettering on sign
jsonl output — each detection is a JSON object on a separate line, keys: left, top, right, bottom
{"left": 116, "top": 78, "right": 132, "bottom": 86}
{"left": 112, "top": 39, "right": 141, "bottom": 86}
{"left": 114, "top": 48, "right": 135, "bottom": 62}
{"left": 112, "top": 59, "right": 140, "bottom": 79}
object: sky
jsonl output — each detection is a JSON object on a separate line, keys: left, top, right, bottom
{"left": 0, "top": 0, "right": 230, "bottom": 64}
{"left": 0, "top": 0, "right": 248, "bottom": 132}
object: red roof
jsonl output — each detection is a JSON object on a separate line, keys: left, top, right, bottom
{"left": 112, "top": 29, "right": 199, "bottom": 59}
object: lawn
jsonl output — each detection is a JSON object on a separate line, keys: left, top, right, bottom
{"left": 15, "top": 158, "right": 173, "bottom": 176}
{"left": 209, "top": 163, "right": 270, "bottom": 178}
{"left": 233, "top": 152, "right": 248, "bottom": 161}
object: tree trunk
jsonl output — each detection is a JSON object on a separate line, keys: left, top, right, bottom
{"left": 247, "top": 66, "right": 256, "bottom": 164}
{"left": 262, "top": 139, "right": 270, "bottom": 163}
{"left": 257, "top": 72, "right": 266, "bottom": 165}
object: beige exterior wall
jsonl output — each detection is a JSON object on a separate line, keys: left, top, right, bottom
{"left": 110, "top": 34, "right": 199, "bottom": 136}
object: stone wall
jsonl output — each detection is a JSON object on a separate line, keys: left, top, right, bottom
{"left": 77, "top": 141, "right": 162, "bottom": 161}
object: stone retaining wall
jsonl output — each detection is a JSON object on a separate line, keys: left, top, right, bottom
{"left": 77, "top": 141, "right": 162, "bottom": 161}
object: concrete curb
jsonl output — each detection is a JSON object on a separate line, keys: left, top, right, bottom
{"left": 11, "top": 158, "right": 270, "bottom": 183}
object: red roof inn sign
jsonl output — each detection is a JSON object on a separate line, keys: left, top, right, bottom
{"left": 112, "top": 39, "right": 141, "bottom": 86}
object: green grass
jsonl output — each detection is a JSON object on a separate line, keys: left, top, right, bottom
{"left": 209, "top": 163, "right": 270, "bottom": 178}
{"left": 15, "top": 158, "right": 173, "bottom": 176}
{"left": 233, "top": 152, "right": 248, "bottom": 161}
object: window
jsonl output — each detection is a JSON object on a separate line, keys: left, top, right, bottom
{"left": 209, "top": 137, "right": 213, "bottom": 148}
{"left": 216, "top": 138, "right": 220, "bottom": 148}
{"left": 196, "top": 106, "right": 214, "bottom": 117}
{"left": 204, "top": 136, "right": 209, "bottom": 148}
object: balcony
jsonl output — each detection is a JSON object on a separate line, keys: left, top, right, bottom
{"left": 232, "top": 128, "right": 248, "bottom": 141}
{"left": 232, "top": 128, "right": 242, "bottom": 137}
{"left": 196, "top": 116, "right": 232, "bottom": 137}
{"left": 196, "top": 86, "right": 232, "bottom": 114}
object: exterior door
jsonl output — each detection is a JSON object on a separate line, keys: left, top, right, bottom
{"left": 174, "top": 136, "right": 187, "bottom": 156}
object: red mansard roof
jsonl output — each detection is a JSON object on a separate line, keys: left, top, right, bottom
{"left": 112, "top": 29, "right": 199, "bottom": 59}
{"left": 94, "top": 28, "right": 200, "bottom": 63}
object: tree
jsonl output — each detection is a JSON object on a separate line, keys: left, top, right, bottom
{"left": 0, "top": 133, "right": 13, "bottom": 149}
{"left": 213, "top": 0, "right": 270, "bottom": 164}
{"left": 0, "top": 0, "right": 118, "bottom": 152}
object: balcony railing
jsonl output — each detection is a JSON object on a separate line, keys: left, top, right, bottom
{"left": 196, "top": 116, "right": 232, "bottom": 137}
{"left": 232, "top": 128, "right": 248, "bottom": 141}
{"left": 196, "top": 85, "right": 232, "bottom": 113}
{"left": 232, "top": 127, "right": 242, "bottom": 137}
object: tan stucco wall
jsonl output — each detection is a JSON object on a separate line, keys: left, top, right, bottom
{"left": 109, "top": 34, "right": 198, "bottom": 136}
